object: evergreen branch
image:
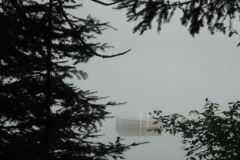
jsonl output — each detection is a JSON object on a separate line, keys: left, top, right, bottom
{"left": 166, "top": 0, "right": 194, "bottom": 7}
{"left": 92, "top": 141, "right": 149, "bottom": 159}
{"left": 69, "top": 14, "right": 118, "bottom": 31}
{"left": 91, "top": 0, "right": 121, "bottom": 6}
{"left": 57, "top": 0, "right": 131, "bottom": 58}
{"left": 0, "top": 123, "right": 44, "bottom": 129}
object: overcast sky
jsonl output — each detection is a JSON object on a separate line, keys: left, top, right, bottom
{"left": 72, "top": 1, "right": 240, "bottom": 159}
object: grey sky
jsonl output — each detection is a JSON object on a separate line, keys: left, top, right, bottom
{"left": 74, "top": 1, "right": 240, "bottom": 159}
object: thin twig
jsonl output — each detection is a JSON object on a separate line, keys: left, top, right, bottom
{"left": 91, "top": 0, "right": 121, "bottom": 6}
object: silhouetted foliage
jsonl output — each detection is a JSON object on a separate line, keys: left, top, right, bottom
{"left": 0, "top": 0, "right": 145, "bottom": 159}
{"left": 112, "top": 0, "right": 240, "bottom": 36}
{"left": 150, "top": 100, "right": 240, "bottom": 160}
{"left": 220, "top": 26, "right": 240, "bottom": 46}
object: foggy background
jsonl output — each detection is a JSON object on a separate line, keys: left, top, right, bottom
{"left": 73, "top": 1, "right": 240, "bottom": 159}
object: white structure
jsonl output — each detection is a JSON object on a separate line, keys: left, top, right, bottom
{"left": 115, "top": 112, "right": 162, "bottom": 137}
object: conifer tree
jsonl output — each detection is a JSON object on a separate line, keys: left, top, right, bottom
{"left": 0, "top": 0, "right": 145, "bottom": 159}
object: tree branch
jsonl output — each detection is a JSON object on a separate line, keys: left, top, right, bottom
{"left": 0, "top": 123, "right": 44, "bottom": 129}
{"left": 91, "top": 0, "right": 121, "bottom": 6}
{"left": 58, "top": 0, "right": 131, "bottom": 58}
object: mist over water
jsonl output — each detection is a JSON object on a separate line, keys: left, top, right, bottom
{"left": 75, "top": 1, "right": 240, "bottom": 159}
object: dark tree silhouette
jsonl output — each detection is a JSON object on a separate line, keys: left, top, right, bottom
{"left": 0, "top": 0, "right": 146, "bottom": 159}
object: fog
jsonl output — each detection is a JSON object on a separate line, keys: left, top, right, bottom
{"left": 73, "top": 1, "right": 240, "bottom": 159}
